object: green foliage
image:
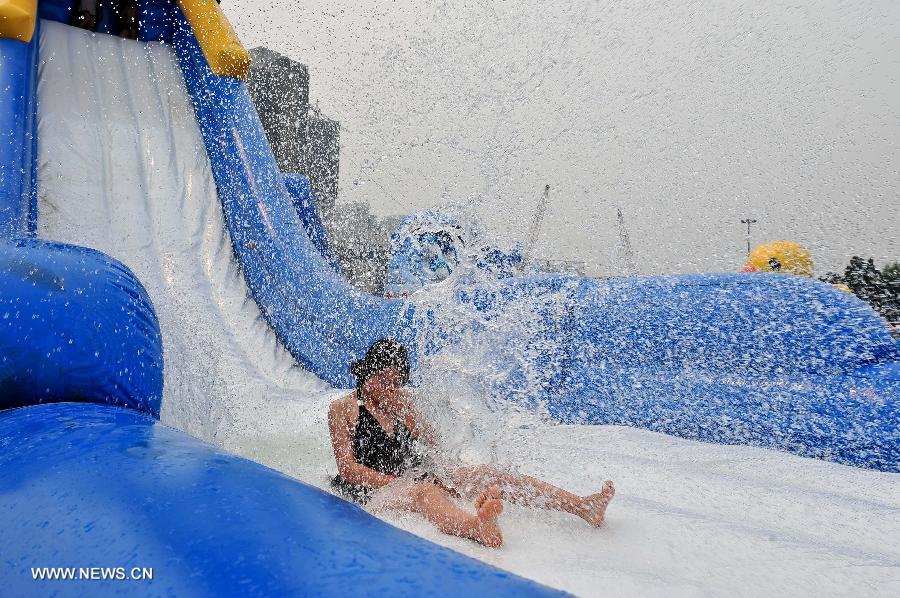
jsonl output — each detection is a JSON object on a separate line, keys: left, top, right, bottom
{"left": 883, "top": 261, "right": 900, "bottom": 282}
{"left": 819, "top": 271, "right": 843, "bottom": 285}
{"left": 820, "top": 257, "right": 900, "bottom": 324}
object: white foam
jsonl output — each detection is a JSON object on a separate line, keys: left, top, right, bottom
{"left": 35, "top": 20, "right": 900, "bottom": 597}
{"left": 259, "top": 405, "right": 900, "bottom": 597}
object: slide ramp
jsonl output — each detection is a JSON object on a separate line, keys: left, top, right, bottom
{"left": 37, "top": 19, "right": 326, "bottom": 443}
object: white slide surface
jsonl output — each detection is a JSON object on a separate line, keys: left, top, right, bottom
{"left": 35, "top": 20, "right": 900, "bottom": 597}
{"left": 36, "top": 20, "right": 332, "bottom": 448}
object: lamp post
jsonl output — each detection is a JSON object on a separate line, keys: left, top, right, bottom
{"left": 740, "top": 218, "right": 757, "bottom": 255}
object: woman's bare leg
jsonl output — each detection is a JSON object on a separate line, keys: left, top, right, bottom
{"left": 372, "top": 482, "right": 504, "bottom": 547}
{"left": 451, "top": 465, "right": 615, "bottom": 527}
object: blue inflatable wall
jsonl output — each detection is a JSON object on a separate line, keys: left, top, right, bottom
{"left": 490, "top": 273, "right": 899, "bottom": 471}
{"left": 0, "top": 240, "right": 163, "bottom": 416}
{"left": 0, "top": 25, "right": 39, "bottom": 238}
{"left": 282, "top": 172, "right": 340, "bottom": 271}
{"left": 170, "top": 10, "right": 416, "bottom": 388}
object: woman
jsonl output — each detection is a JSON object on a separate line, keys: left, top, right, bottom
{"left": 328, "top": 338, "right": 615, "bottom": 548}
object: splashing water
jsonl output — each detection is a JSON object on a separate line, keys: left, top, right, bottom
{"left": 395, "top": 204, "right": 578, "bottom": 471}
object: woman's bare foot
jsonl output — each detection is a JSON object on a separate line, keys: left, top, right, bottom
{"left": 578, "top": 480, "right": 615, "bottom": 527}
{"left": 470, "top": 486, "right": 504, "bottom": 548}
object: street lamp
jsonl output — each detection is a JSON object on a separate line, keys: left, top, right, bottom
{"left": 740, "top": 218, "right": 757, "bottom": 256}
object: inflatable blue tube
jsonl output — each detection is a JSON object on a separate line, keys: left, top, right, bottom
{"left": 0, "top": 25, "right": 39, "bottom": 239}
{"left": 0, "top": 240, "right": 164, "bottom": 416}
{"left": 0, "top": 403, "right": 559, "bottom": 597}
{"left": 453, "top": 272, "right": 899, "bottom": 470}
{"left": 564, "top": 273, "right": 898, "bottom": 378}
{"left": 282, "top": 172, "right": 340, "bottom": 271}
{"left": 171, "top": 10, "right": 416, "bottom": 388}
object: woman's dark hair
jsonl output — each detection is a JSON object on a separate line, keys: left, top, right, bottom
{"left": 350, "top": 338, "right": 410, "bottom": 387}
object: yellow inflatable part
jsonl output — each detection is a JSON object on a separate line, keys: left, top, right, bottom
{"left": 0, "top": 0, "right": 37, "bottom": 42}
{"left": 745, "top": 241, "right": 813, "bottom": 277}
{"left": 833, "top": 283, "right": 852, "bottom": 293}
{"left": 177, "top": 0, "right": 251, "bottom": 80}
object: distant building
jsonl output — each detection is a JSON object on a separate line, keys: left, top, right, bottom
{"left": 328, "top": 207, "right": 403, "bottom": 295}
{"left": 246, "top": 47, "right": 401, "bottom": 294}
{"left": 247, "top": 47, "right": 339, "bottom": 216}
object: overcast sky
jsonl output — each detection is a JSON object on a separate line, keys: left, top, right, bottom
{"left": 223, "top": 1, "right": 898, "bottom": 276}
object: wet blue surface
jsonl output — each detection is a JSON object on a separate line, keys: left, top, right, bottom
{"left": 0, "top": 402, "right": 560, "bottom": 597}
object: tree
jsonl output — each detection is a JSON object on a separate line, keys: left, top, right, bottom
{"left": 880, "top": 262, "right": 900, "bottom": 324}
{"left": 819, "top": 271, "right": 843, "bottom": 285}
{"left": 825, "top": 256, "right": 900, "bottom": 325}
{"left": 883, "top": 261, "right": 900, "bottom": 282}
{"left": 844, "top": 257, "right": 882, "bottom": 304}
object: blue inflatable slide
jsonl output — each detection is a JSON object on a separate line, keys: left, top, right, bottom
{"left": 1, "top": 0, "right": 897, "bottom": 594}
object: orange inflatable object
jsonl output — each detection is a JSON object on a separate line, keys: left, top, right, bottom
{"left": 743, "top": 241, "right": 813, "bottom": 277}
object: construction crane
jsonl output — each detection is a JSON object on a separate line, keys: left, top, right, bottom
{"left": 524, "top": 184, "right": 551, "bottom": 264}
{"left": 616, "top": 207, "right": 637, "bottom": 276}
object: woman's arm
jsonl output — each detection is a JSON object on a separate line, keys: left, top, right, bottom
{"left": 328, "top": 399, "right": 396, "bottom": 489}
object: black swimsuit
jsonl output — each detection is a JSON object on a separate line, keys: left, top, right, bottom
{"left": 331, "top": 394, "right": 425, "bottom": 504}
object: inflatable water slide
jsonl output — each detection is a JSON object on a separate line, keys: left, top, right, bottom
{"left": 1, "top": 0, "right": 897, "bottom": 594}
{"left": 0, "top": 1, "right": 557, "bottom": 594}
